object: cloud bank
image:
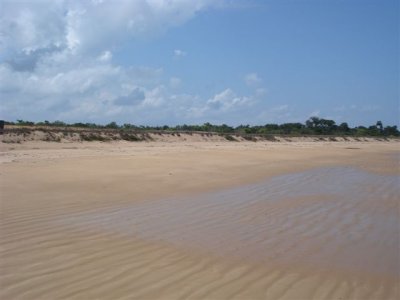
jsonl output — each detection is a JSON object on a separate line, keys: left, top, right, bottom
{"left": 2, "top": 0, "right": 261, "bottom": 124}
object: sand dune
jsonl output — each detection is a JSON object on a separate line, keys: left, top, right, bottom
{"left": 1, "top": 140, "right": 399, "bottom": 299}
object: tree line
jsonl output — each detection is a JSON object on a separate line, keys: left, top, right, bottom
{"left": 6, "top": 117, "right": 400, "bottom": 137}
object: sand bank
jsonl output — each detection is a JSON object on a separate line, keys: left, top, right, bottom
{"left": 1, "top": 140, "right": 399, "bottom": 299}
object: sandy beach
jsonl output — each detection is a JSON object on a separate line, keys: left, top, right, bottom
{"left": 1, "top": 139, "right": 399, "bottom": 299}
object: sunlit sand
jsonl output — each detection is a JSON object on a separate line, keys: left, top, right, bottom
{"left": 1, "top": 140, "right": 399, "bottom": 299}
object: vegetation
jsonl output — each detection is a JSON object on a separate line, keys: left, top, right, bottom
{"left": 224, "top": 135, "right": 238, "bottom": 141}
{"left": 4, "top": 117, "right": 399, "bottom": 137}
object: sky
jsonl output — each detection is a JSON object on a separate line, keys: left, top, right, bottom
{"left": 0, "top": 0, "right": 399, "bottom": 126}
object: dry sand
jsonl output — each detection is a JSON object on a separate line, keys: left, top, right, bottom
{"left": 0, "top": 139, "right": 399, "bottom": 299}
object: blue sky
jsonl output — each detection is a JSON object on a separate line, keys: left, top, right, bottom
{"left": 0, "top": 0, "right": 398, "bottom": 126}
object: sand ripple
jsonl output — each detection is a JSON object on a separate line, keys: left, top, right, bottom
{"left": 1, "top": 167, "right": 399, "bottom": 299}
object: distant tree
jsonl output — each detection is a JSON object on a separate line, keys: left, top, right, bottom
{"left": 355, "top": 126, "right": 368, "bottom": 136}
{"left": 218, "top": 124, "right": 234, "bottom": 133}
{"left": 367, "top": 125, "right": 380, "bottom": 136}
{"left": 202, "top": 122, "right": 212, "bottom": 132}
{"left": 383, "top": 125, "right": 399, "bottom": 136}
{"left": 16, "top": 119, "right": 34, "bottom": 126}
{"left": 338, "top": 122, "right": 350, "bottom": 133}
{"left": 279, "top": 123, "right": 303, "bottom": 134}
{"left": 235, "top": 124, "right": 250, "bottom": 134}
{"left": 52, "top": 120, "right": 66, "bottom": 127}
{"left": 263, "top": 124, "right": 280, "bottom": 131}
{"left": 105, "top": 121, "right": 119, "bottom": 129}
{"left": 305, "top": 117, "right": 336, "bottom": 134}
{"left": 376, "top": 121, "right": 383, "bottom": 133}
{"left": 306, "top": 116, "right": 321, "bottom": 129}
{"left": 244, "top": 127, "right": 256, "bottom": 134}
{"left": 123, "top": 123, "right": 138, "bottom": 130}
{"left": 7, "top": 118, "right": 400, "bottom": 138}
{"left": 72, "top": 122, "right": 87, "bottom": 128}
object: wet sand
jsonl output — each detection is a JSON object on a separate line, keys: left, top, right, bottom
{"left": 1, "top": 140, "right": 399, "bottom": 299}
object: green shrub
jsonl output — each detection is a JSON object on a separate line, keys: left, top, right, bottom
{"left": 243, "top": 135, "right": 257, "bottom": 142}
{"left": 81, "top": 133, "right": 109, "bottom": 141}
{"left": 224, "top": 135, "right": 237, "bottom": 141}
{"left": 120, "top": 133, "right": 141, "bottom": 141}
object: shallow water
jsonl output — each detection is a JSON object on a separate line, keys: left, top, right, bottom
{"left": 59, "top": 166, "right": 400, "bottom": 278}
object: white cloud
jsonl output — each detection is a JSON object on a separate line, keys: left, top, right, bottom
{"left": 360, "top": 105, "right": 380, "bottom": 112}
{"left": 169, "top": 77, "right": 182, "bottom": 88}
{"left": 114, "top": 88, "right": 145, "bottom": 106}
{"left": 0, "top": 0, "right": 220, "bottom": 123}
{"left": 174, "top": 49, "right": 187, "bottom": 58}
{"left": 253, "top": 104, "right": 294, "bottom": 124}
{"left": 255, "top": 88, "right": 267, "bottom": 97}
{"left": 0, "top": 51, "right": 165, "bottom": 122}
{"left": 244, "top": 72, "right": 262, "bottom": 87}
{"left": 333, "top": 105, "right": 346, "bottom": 112}
{"left": 271, "top": 104, "right": 289, "bottom": 112}
{"left": 207, "top": 88, "right": 252, "bottom": 111}
{"left": 1, "top": 0, "right": 218, "bottom": 56}
{"left": 309, "top": 110, "right": 320, "bottom": 117}
{"left": 1, "top": 1, "right": 294, "bottom": 126}
{"left": 333, "top": 104, "right": 381, "bottom": 113}
{"left": 142, "top": 86, "right": 167, "bottom": 107}
{"left": 98, "top": 50, "right": 112, "bottom": 62}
